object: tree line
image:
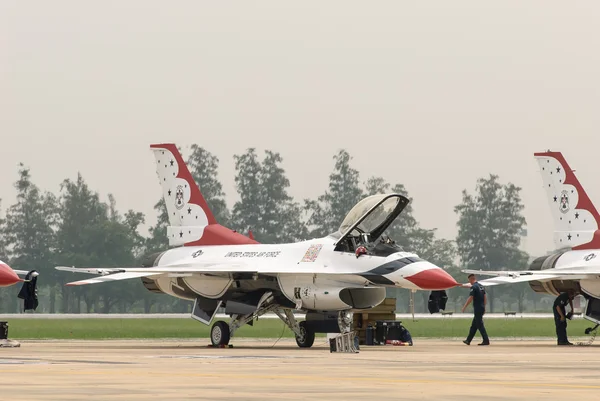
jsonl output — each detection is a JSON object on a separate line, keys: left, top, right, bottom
{"left": 0, "top": 146, "right": 555, "bottom": 314}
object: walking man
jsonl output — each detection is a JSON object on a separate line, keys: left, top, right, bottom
{"left": 461, "top": 274, "right": 490, "bottom": 346}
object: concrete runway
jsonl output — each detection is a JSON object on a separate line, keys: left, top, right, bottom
{"left": 1, "top": 339, "right": 599, "bottom": 400}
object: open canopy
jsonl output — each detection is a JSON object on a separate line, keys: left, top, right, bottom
{"left": 336, "top": 193, "right": 410, "bottom": 245}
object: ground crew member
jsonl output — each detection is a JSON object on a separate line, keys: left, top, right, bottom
{"left": 461, "top": 274, "right": 490, "bottom": 346}
{"left": 554, "top": 290, "right": 575, "bottom": 346}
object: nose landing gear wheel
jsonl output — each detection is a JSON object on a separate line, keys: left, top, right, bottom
{"left": 211, "top": 321, "right": 231, "bottom": 346}
{"left": 295, "top": 321, "right": 315, "bottom": 348}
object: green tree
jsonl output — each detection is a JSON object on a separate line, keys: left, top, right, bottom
{"left": 259, "top": 151, "right": 307, "bottom": 243}
{"left": 145, "top": 198, "right": 169, "bottom": 254}
{"left": 2, "top": 164, "right": 58, "bottom": 312}
{"left": 454, "top": 174, "right": 527, "bottom": 312}
{"left": 364, "top": 176, "right": 390, "bottom": 196}
{"left": 55, "top": 174, "right": 147, "bottom": 313}
{"left": 232, "top": 149, "right": 306, "bottom": 243}
{"left": 305, "top": 150, "right": 364, "bottom": 237}
{"left": 187, "top": 145, "right": 230, "bottom": 225}
{"left": 232, "top": 148, "right": 262, "bottom": 236}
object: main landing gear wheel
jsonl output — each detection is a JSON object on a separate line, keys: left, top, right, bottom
{"left": 211, "top": 321, "right": 231, "bottom": 346}
{"left": 295, "top": 321, "right": 315, "bottom": 348}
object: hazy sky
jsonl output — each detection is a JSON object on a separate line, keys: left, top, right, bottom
{"left": 1, "top": 1, "right": 599, "bottom": 257}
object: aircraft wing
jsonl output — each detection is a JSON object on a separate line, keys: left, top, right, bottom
{"left": 58, "top": 260, "right": 354, "bottom": 286}
{"left": 61, "top": 272, "right": 164, "bottom": 286}
{"left": 56, "top": 263, "right": 249, "bottom": 286}
{"left": 461, "top": 268, "right": 600, "bottom": 287}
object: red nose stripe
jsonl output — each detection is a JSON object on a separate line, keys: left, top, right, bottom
{"left": 0, "top": 263, "right": 21, "bottom": 287}
{"left": 405, "top": 268, "right": 458, "bottom": 290}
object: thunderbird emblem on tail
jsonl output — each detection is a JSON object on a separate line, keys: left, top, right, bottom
{"left": 560, "top": 190, "right": 570, "bottom": 214}
{"left": 175, "top": 185, "right": 185, "bottom": 210}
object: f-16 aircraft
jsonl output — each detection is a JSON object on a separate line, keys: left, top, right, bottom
{"left": 57, "top": 143, "right": 458, "bottom": 347}
{"left": 463, "top": 151, "right": 600, "bottom": 329}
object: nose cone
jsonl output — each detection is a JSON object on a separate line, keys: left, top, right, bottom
{"left": 0, "top": 262, "right": 21, "bottom": 287}
{"left": 405, "top": 267, "right": 458, "bottom": 290}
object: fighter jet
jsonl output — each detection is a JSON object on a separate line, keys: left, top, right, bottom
{"left": 57, "top": 143, "right": 458, "bottom": 347}
{"left": 463, "top": 151, "right": 600, "bottom": 330}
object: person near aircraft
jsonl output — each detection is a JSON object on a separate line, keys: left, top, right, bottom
{"left": 553, "top": 290, "right": 575, "bottom": 346}
{"left": 461, "top": 274, "right": 490, "bottom": 346}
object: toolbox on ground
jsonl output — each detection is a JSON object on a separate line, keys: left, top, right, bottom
{"left": 375, "top": 320, "right": 413, "bottom": 346}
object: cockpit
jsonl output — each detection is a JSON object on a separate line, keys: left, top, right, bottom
{"left": 332, "top": 194, "right": 410, "bottom": 257}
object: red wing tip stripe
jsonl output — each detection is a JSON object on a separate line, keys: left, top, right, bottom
{"left": 534, "top": 151, "right": 562, "bottom": 157}
{"left": 150, "top": 143, "right": 176, "bottom": 149}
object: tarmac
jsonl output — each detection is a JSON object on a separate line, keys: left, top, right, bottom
{"left": 1, "top": 338, "right": 599, "bottom": 400}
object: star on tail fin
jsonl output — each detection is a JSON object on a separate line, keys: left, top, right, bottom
{"left": 534, "top": 151, "right": 600, "bottom": 250}
{"left": 150, "top": 143, "right": 258, "bottom": 246}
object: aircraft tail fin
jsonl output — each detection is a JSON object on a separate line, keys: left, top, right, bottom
{"left": 534, "top": 151, "right": 600, "bottom": 250}
{"left": 150, "top": 143, "right": 258, "bottom": 246}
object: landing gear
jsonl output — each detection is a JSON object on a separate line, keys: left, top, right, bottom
{"left": 274, "top": 309, "right": 354, "bottom": 348}
{"left": 209, "top": 292, "right": 278, "bottom": 346}
{"left": 273, "top": 308, "right": 310, "bottom": 348}
{"left": 295, "top": 321, "right": 315, "bottom": 348}
{"left": 210, "top": 321, "right": 230, "bottom": 346}
{"left": 337, "top": 310, "right": 353, "bottom": 334}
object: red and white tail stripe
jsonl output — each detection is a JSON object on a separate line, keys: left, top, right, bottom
{"left": 150, "top": 144, "right": 257, "bottom": 246}
{"left": 535, "top": 151, "right": 600, "bottom": 250}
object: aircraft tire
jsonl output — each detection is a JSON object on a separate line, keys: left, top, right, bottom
{"left": 211, "top": 321, "right": 231, "bottom": 346}
{"left": 295, "top": 321, "right": 315, "bottom": 348}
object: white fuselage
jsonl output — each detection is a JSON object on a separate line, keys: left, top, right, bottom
{"left": 146, "top": 237, "right": 453, "bottom": 311}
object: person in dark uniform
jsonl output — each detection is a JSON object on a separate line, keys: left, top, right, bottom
{"left": 461, "top": 274, "right": 490, "bottom": 346}
{"left": 553, "top": 290, "right": 575, "bottom": 346}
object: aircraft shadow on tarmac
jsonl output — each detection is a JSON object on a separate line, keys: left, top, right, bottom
{"left": 90, "top": 343, "right": 332, "bottom": 351}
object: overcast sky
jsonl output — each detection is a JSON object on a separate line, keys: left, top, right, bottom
{"left": 1, "top": 1, "right": 599, "bottom": 257}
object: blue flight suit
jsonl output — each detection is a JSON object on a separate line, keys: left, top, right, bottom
{"left": 465, "top": 282, "right": 490, "bottom": 345}
{"left": 553, "top": 293, "right": 571, "bottom": 345}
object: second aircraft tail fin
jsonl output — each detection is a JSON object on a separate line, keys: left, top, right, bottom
{"left": 534, "top": 151, "right": 600, "bottom": 250}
